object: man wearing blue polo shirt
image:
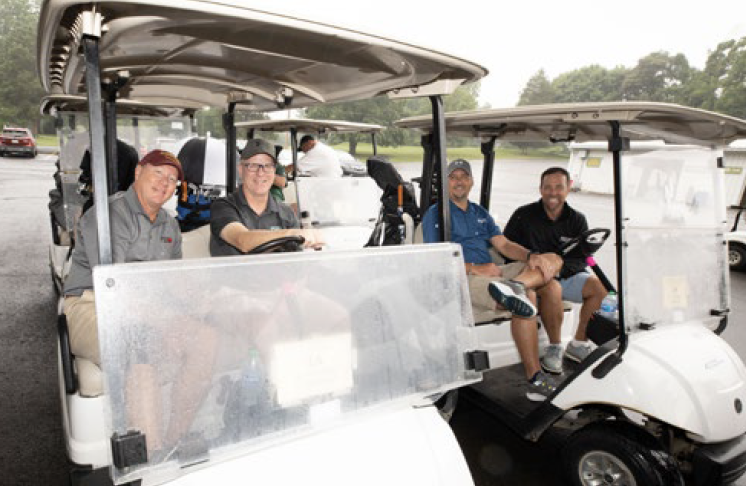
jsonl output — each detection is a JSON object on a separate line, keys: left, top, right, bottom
{"left": 422, "top": 159, "right": 564, "bottom": 401}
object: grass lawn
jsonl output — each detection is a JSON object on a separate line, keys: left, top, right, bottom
{"left": 36, "top": 134, "right": 58, "bottom": 147}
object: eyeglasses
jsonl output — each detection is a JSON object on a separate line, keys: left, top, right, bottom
{"left": 151, "top": 167, "right": 179, "bottom": 185}
{"left": 241, "top": 162, "right": 276, "bottom": 173}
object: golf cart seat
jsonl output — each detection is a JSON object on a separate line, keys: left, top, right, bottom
{"left": 182, "top": 224, "right": 212, "bottom": 259}
{"left": 76, "top": 357, "right": 104, "bottom": 397}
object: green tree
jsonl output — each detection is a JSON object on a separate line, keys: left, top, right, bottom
{"left": 700, "top": 37, "right": 746, "bottom": 118}
{"left": 518, "top": 70, "right": 554, "bottom": 105}
{"left": 621, "top": 51, "right": 691, "bottom": 102}
{"left": 0, "top": 0, "right": 44, "bottom": 133}
{"left": 552, "top": 65, "right": 627, "bottom": 103}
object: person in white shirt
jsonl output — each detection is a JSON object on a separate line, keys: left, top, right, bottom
{"left": 287, "top": 135, "right": 342, "bottom": 177}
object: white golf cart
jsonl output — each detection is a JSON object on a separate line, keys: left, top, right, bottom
{"left": 37, "top": 1, "right": 488, "bottom": 485}
{"left": 396, "top": 102, "right": 746, "bottom": 485}
{"left": 44, "top": 94, "right": 198, "bottom": 294}
{"left": 727, "top": 206, "right": 746, "bottom": 271}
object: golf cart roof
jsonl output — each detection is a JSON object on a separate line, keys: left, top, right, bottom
{"left": 39, "top": 94, "right": 194, "bottom": 117}
{"left": 235, "top": 118, "right": 383, "bottom": 134}
{"left": 395, "top": 102, "right": 746, "bottom": 146}
{"left": 38, "top": 0, "right": 487, "bottom": 112}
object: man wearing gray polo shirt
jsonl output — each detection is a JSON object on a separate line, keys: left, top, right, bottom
{"left": 210, "top": 138, "right": 323, "bottom": 256}
{"left": 64, "top": 149, "right": 184, "bottom": 365}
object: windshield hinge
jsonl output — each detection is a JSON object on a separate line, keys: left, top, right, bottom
{"left": 465, "top": 350, "right": 490, "bottom": 372}
{"left": 111, "top": 431, "right": 148, "bottom": 469}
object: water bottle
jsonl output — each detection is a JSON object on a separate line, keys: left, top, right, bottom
{"left": 241, "top": 349, "right": 264, "bottom": 407}
{"left": 599, "top": 292, "right": 618, "bottom": 320}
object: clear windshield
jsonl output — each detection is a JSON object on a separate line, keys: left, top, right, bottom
{"left": 93, "top": 244, "right": 478, "bottom": 485}
{"left": 54, "top": 112, "right": 192, "bottom": 236}
{"left": 622, "top": 147, "right": 729, "bottom": 329}
{"left": 295, "top": 177, "right": 383, "bottom": 228}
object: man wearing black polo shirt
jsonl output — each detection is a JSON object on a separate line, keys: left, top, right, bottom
{"left": 504, "top": 167, "right": 607, "bottom": 369}
{"left": 210, "top": 138, "right": 323, "bottom": 256}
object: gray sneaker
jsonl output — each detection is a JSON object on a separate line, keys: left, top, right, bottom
{"left": 488, "top": 280, "right": 537, "bottom": 318}
{"left": 541, "top": 344, "right": 563, "bottom": 375}
{"left": 526, "top": 371, "right": 558, "bottom": 402}
{"left": 564, "top": 341, "right": 593, "bottom": 363}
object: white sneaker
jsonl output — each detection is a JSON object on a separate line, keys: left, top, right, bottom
{"left": 488, "top": 280, "right": 537, "bottom": 318}
{"left": 541, "top": 344, "right": 563, "bottom": 375}
{"left": 564, "top": 341, "right": 593, "bottom": 363}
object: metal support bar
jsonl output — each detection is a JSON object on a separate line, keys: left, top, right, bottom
{"left": 290, "top": 127, "right": 302, "bottom": 211}
{"left": 608, "top": 121, "right": 629, "bottom": 357}
{"left": 430, "top": 95, "right": 451, "bottom": 242}
{"left": 132, "top": 117, "right": 140, "bottom": 155}
{"left": 418, "top": 133, "right": 435, "bottom": 217}
{"left": 83, "top": 36, "right": 112, "bottom": 265}
{"left": 103, "top": 87, "right": 118, "bottom": 194}
{"left": 479, "top": 136, "right": 497, "bottom": 210}
{"left": 371, "top": 133, "right": 378, "bottom": 156}
{"left": 223, "top": 102, "right": 236, "bottom": 193}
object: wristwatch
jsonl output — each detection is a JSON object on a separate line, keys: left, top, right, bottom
{"left": 526, "top": 250, "right": 537, "bottom": 262}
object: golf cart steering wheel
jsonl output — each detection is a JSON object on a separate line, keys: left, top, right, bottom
{"left": 247, "top": 235, "right": 305, "bottom": 254}
{"left": 558, "top": 228, "right": 611, "bottom": 258}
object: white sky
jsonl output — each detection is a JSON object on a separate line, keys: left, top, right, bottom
{"left": 248, "top": 0, "right": 746, "bottom": 107}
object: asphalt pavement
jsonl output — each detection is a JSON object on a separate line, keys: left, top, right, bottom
{"left": 1, "top": 155, "right": 745, "bottom": 485}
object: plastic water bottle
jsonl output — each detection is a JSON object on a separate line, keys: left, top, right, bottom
{"left": 599, "top": 292, "right": 618, "bottom": 320}
{"left": 242, "top": 349, "right": 264, "bottom": 407}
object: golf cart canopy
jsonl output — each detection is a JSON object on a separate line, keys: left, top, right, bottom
{"left": 395, "top": 102, "right": 746, "bottom": 146}
{"left": 37, "top": 0, "right": 487, "bottom": 111}
{"left": 235, "top": 119, "right": 383, "bottom": 135}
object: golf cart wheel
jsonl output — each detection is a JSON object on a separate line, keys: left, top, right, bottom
{"left": 729, "top": 242, "right": 746, "bottom": 271}
{"left": 563, "top": 422, "right": 683, "bottom": 486}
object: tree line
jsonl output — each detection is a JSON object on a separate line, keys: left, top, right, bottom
{"left": 518, "top": 38, "right": 746, "bottom": 119}
{"left": 2, "top": 0, "right": 744, "bottom": 143}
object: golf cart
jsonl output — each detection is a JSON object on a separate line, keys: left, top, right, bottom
{"left": 37, "top": 1, "right": 488, "bottom": 485}
{"left": 236, "top": 118, "right": 384, "bottom": 178}
{"left": 396, "top": 102, "right": 746, "bottom": 485}
{"left": 43, "top": 94, "right": 197, "bottom": 294}
{"left": 232, "top": 118, "right": 387, "bottom": 249}
{"left": 727, "top": 205, "right": 746, "bottom": 271}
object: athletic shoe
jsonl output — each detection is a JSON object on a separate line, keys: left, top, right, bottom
{"left": 564, "top": 340, "right": 593, "bottom": 363}
{"left": 541, "top": 344, "right": 564, "bottom": 375}
{"left": 487, "top": 280, "right": 537, "bottom": 318}
{"left": 526, "top": 371, "right": 558, "bottom": 402}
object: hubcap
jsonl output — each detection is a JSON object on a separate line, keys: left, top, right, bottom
{"left": 578, "top": 451, "right": 636, "bottom": 486}
{"left": 730, "top": 249, "right": 742, "bottom": 266}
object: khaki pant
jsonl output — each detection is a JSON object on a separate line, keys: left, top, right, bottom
{"left": 63, "top": 290, "right": 100, "bottom": 366}
{"left": 468, "top": 262, "right": 526, "bottom": 322}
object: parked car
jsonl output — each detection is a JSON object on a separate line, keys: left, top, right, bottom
{"left": 0, "top": 126, "right": 37, "bottom": 158}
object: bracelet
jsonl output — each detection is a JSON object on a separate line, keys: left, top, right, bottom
{"left": 526, "top": 250, "right": 536, "bottom": 262}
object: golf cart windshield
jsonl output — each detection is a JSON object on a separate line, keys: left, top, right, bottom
{"left": 47, "top": 101, "right": 193, "bottom": 236}
{"left": 94, "top": 244, "right": 479, "bottom": 484}
{"left": 622, "top": 146, "right": 729, "bottom": 328}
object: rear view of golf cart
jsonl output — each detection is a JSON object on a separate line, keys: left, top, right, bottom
{"left": 398, "top": 102, "right": 746, "bottom": 485}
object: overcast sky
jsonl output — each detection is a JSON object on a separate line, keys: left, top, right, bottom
{"left": 248, "top": 0, "right": 746, "bottom": 108}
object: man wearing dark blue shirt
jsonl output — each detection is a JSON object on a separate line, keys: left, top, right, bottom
{"left": 422, "top": 159, "right": 564, "bottom": 401}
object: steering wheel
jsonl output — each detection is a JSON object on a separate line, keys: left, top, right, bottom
{"left": 558, "top": 228, "right": 611, "bottom": 258}
{"left": 247, "top": 235, "right": 305, "bottom": 254}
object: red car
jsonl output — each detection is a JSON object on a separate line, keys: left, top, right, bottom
{"left": 0, "top": 126, "right": 37, "bottom": 158}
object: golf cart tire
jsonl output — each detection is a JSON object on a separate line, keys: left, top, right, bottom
{"left": 729, "top": 242, "right": 746, "bottom": 271}
{"left": 562, "top": 422, "right": 684, "bottom": 486}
